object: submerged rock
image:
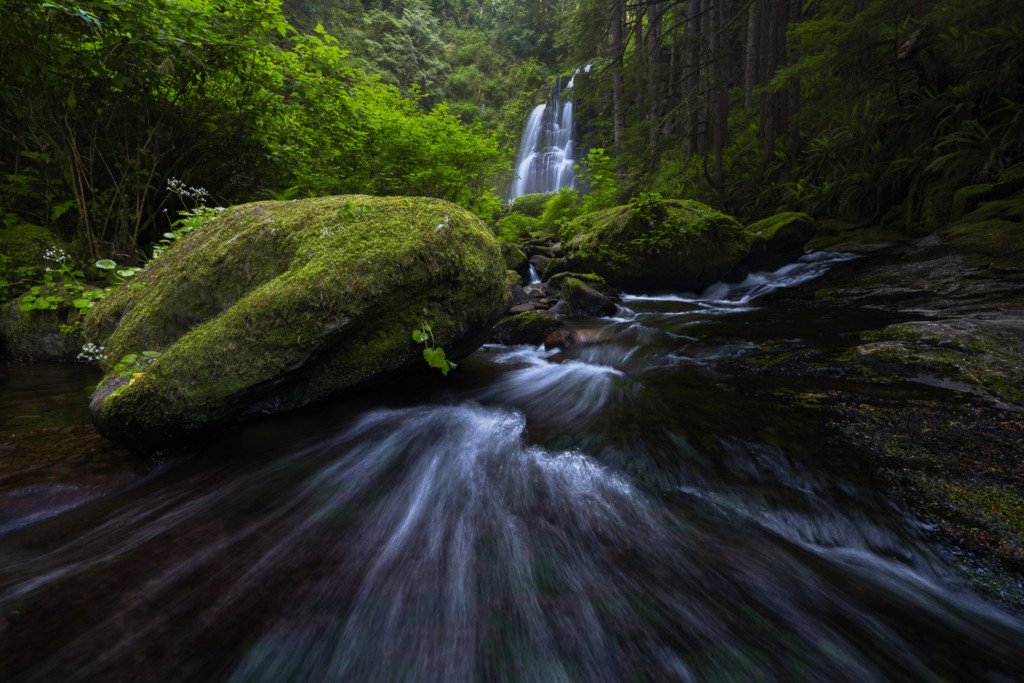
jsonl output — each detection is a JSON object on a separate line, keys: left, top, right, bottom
{"left": 84, "top": 195, "right": 510, "bottom": 449}
{"left": 560, "top": 199, "right": 751, "bottom": 291}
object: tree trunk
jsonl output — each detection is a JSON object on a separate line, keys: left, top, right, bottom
{"left": 744, "top": 0, "right": 761, "bottom": 109}
{"left": 647, "top": 2, "right": 663, "bottom": 150}
{"left": 612, "top": 1, "right": 626, "bottom": 175}
{"left": 711, "top": 0, "right": 730, "bottom": 183}
{"left": 787, "top": 0, "right": 801, "bottom": 160}
{"left": 683, "top": 0, "right": 701, "bottom": 157}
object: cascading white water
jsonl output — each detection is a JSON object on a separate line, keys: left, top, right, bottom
{"left": 510, "top": 67, "right": 589, "bottom": 200}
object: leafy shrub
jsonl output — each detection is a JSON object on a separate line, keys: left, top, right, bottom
{"left": 493, "top": 213, "right": 541, "bottom": 242}
{"left": 510, "top": 193, "right": 555, "bottom": 217}
{"left": 540, "top": 188, "right": 581, "bottom": 232}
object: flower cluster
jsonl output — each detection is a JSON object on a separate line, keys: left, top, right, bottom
{"left": 167, "top": 178, "right": 210, "bottom": 202}
{"left": 77, "top": 342, "right": 108, "bottom": 361}
{"left": 44, "top": 247, "right": 69, "bottom": 262}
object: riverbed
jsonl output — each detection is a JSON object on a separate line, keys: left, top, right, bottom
{"left": 2, "top": 254, "right": 1023, "bottom": 681}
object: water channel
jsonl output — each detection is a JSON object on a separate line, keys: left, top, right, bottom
{"left": 2, "top": 255, "right": 1023, "bottom": 680}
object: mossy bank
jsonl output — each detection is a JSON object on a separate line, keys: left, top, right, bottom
{"left": 84, "top": 195, "right": 510, "bottom": 450}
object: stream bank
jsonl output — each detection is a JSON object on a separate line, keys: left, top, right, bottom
{"left": 710, "top": 210, "right": 1024, "bottom": 605}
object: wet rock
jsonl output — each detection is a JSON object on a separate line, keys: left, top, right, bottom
{"left": 744, "top": 212, "right": 818, "bottom": 272}
{"left": 550, "top": 277, "right": 617, "bottom": 318}
{"left": 492, "top": 311, "right": 563, "bottom": 345}
{"left": 500, "top": 243, "right": 529, "bottom": 279}
{"left": 542, "top": 257, "right": 569, "bottom": 280}
{"left": 528, "top": 254, "right": 550, "bottom": 276}
{"left": 524, "top": 244, "right": 555, "bottom": 259}
{"left": 543, "top": 328, "right": 616, "bottom": 349}
{"left": 0, "top": 284, "right": 99, "bottom": 361}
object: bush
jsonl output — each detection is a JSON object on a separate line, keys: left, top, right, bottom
{"left": 493, "top": 213, "right": 541, "bottom": 242}
{"left": 540, "top": 188, "right": 581, "bottom": 231}
{"left": 510, "top": 193, "right": 555, "bottom": 217}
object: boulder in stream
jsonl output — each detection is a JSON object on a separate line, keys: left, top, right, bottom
{"left": 84, "top": 195, "right": 510, "bottom": 449}
{"left": 743, "top": 212, "right": 818, "bottom": 272}
{"left": 560, "top": 199, "right": 751, "bottom": 291}
{"left": 551, "top": 277, "right": 617, "bottom": 318}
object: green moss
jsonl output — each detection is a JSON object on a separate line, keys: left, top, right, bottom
{"left": 499, "top": 242, "right": 527, "bottom": 272}
{"left": 860, "top": 321, "right": 1024, "bottom": 405}
{"left": 560, "top": 200, "right": 750, "bottom": 289}
{"left": 545, "top": 272, "right": 607, "bottom": 290}
{"left": 943, "top": 218, "right": 1024, "bottom": 269}
{"left": 492, "top": 310, "right": 562, "bottom": 345}
{"left": 509, "top": 193, "right": 555, "bottom": 218}
{"left": 906, "top": 472, "right": 1024, "bottom": 567}
{"left": 746, "top": 212, "right": 815, "bottom": 240}
{"left": 744, "top": 212, "right": 817, "bottom": 269}
{"left": 85, "top": 195, "right": 509, "bottom": 446}
{"left": 804, "top": 224, "right": 913, "bottom": 251}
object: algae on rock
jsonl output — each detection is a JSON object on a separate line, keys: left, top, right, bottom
{"left": 84, "top": 195, "right": 510, "bottom": 449}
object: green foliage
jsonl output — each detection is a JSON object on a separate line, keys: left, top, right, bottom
{"left": 110, "top": 350, "right": 163, "bottom": 378}
{"left": 540, "top": 187, "right": 581, "bottom": 232}
{"left": 412, "top": 314, "right": 457, "bottom": 376}
{"left": 577, "top": 148, "right": 618, "bottom": 214}
{"left": 1, "top": 0, "right": 509, "bottom": 261}
{"left": 493, "top": 213, "right": 541, "bottom": 242}
{"left": 509, "top": 193, "right": 555, "bottom": 217}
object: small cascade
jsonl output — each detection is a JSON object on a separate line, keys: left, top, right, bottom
{"left": 510, "top": 66, "right": 590, "bottom": 200}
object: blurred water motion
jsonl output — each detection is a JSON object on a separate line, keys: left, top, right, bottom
{"left": 2, "top": 257, "right": 1024, "bottom": 681}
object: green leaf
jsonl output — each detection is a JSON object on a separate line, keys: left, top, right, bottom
{"left": 72, "top": 299, "right": 90, "bottom": 309}
{"left": 141, "top": 351, "right": 162, "bottom": 358}
{"left": 422, "top": 346, "right": 446, "bottom": 368}
{"left": 412, "top": 329, "right": 426, "bottom": 343}
{"left": 95, "top": 259, "right": 116, "bottom": 269}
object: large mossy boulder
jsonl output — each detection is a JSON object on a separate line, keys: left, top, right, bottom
{"left": 84, "top": 195, "right": 510, "bottom": 449}
{"left": 560, "top": 199, "right": 751, "bottom": 291}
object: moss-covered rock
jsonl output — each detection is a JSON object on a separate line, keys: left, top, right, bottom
{"left": 0, "top": 288, "right": 84, "bottom": 361}
{"left": 552, "top": 277, "right": 617, "bottom": 318}
{"left": 856, "top": 318, "right": 1024, "bottom": 406}
{"left": 560, "top": 200, "right": 751, "bottom": 291}
{"left": 509, "top": 193, "right": 555, "bottom": 218}
{"left": 492, "top": 310, "right": 563, "bottom": 345}
{"left": 744, "top": 212, "right": 818, "bottom": 271}
{"left": 84, "top": 195, "right": 510, "bottom": 449}
{"left": 499, "top": 242, "right": 528, "bottom": 277}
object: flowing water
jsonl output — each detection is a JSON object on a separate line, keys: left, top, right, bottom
{"left": 510, "top": 70, "right": 585, "bottom": 200}
{"left": 2, "top": 255, "right": 1024, "bottom": 681}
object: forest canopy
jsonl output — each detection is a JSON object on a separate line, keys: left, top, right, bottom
{"left": 1, "top": 0, "right": 1022, "bottom": 270}
{"left": 0, "top": 0, "right": 507, "bottom": 262}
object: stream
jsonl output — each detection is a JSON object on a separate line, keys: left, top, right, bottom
{"left": 2, "top": 254, "right": 1024, "bottom": 681}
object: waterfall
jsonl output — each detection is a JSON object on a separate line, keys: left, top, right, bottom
{"left": 510, "top": 66, "right": 590, "bottom": 200}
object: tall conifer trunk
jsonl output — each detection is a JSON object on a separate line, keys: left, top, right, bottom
{"left": 612, "top": 1, "right": 625, "bottom": 175}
